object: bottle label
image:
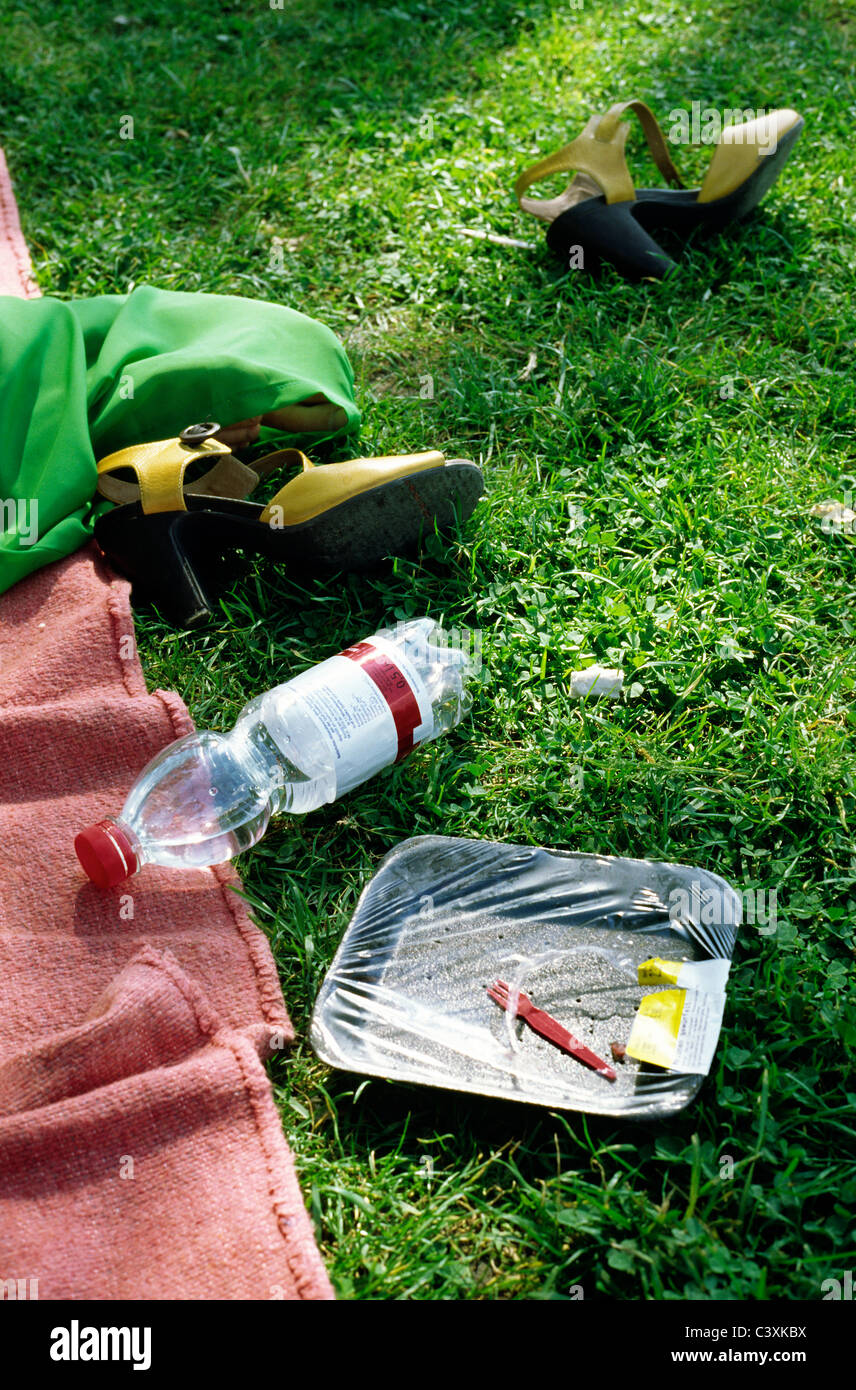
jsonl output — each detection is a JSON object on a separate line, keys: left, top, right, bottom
{"left": 285, "top": 635, "right": 434, "bottom": 796}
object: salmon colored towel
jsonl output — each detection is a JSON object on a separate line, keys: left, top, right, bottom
{"left": 0, "top": 544, "right": 333, "bottom": 1301}
{"left": 0, "top": 148, "right": 37, "bottom": 298}
{"left": 0, "top": 153, "right": 332, "bottom": 1300}
{"left": 0, "top": 547, "right": 332, "bottom": 1300}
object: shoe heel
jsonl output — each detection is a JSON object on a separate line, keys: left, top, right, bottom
{"left": 547, "top": 196, "right": 676, "bottom": 280}
{"left": 94, "top": 507, "right": 217, "bottom": 628}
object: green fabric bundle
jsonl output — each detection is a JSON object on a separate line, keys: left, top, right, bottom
{"left": 0, "top": 286, "right": 360, "bottom": 593}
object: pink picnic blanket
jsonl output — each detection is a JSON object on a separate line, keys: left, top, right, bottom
{"left": 0, "top": 148, "right": 38, "bottom": 299}
{"left": 0, "top": 152, "right": 332, "bottom": 1300}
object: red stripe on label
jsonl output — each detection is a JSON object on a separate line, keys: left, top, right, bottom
{"left": 341, "top": 641, "right": 422, "bottom": 761}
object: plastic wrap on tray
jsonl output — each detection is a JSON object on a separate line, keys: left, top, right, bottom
{"left": 310, "top": 836, "right": 740, "bottom": 1117}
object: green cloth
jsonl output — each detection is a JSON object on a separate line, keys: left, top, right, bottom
{"left": 0, "top": 286, "right": 360, "bottom": 593}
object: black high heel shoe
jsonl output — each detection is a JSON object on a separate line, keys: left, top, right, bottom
{"left": 94, "top": 425, "right": 484, "bottom": 627}
{"left": 515, "top": 99, "right": 804, "bottom": 280}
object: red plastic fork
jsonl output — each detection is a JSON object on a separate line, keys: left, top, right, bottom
{"left": 487, "top": 979, "right": 617, "bottom": 1081}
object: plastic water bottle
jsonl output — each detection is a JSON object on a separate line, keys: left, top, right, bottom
{"left": 75, "top": 618, "right": 474, "bottom": 887}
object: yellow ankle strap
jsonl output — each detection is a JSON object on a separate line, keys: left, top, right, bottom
{"left": 97, "top": 436, "right": 311, "bottom": 514}
{"left": 515, "top": 98, "right": 684, "bottom": 213}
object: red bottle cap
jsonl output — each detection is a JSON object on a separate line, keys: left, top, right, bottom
{"left": 75, "top": 819, "right": 138, "bottom": 888}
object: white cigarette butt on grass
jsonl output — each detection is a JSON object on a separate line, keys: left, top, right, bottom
{"left": 810, "top": 499, "right": 856, "bottom": 532}
{"left": 569, "top": 665, "right": 625, "bottom": 699}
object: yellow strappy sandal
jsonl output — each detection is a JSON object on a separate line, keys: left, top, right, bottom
{"left": 94, "top": 424, "right": 484, "bottom": 626}
{"left": 515, "top": 99, "right": 803, "bottom": 279}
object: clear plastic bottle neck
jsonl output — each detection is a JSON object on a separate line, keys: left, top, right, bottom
{"left": 231, "top": 718, "right": 291, "bottom": 814}
{"left": 233, "top": 696, "right": 332, "bottom": 816}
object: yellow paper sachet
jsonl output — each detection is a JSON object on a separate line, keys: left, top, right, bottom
{"left": 626, "top": 989, "right": 686, "bottom": 1069}
{"left": 637, "top": 957, "right": 732, "bottom": 991}
{"left": 638, "top": 958, "right": 684, "bottom": 987}
{"left": 627, "top": 956, "right": 731, "bottom": 1075}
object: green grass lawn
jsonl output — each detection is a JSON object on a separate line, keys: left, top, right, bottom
{"left": 4, "top": 0, "right": 855, "bottom": 1299}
